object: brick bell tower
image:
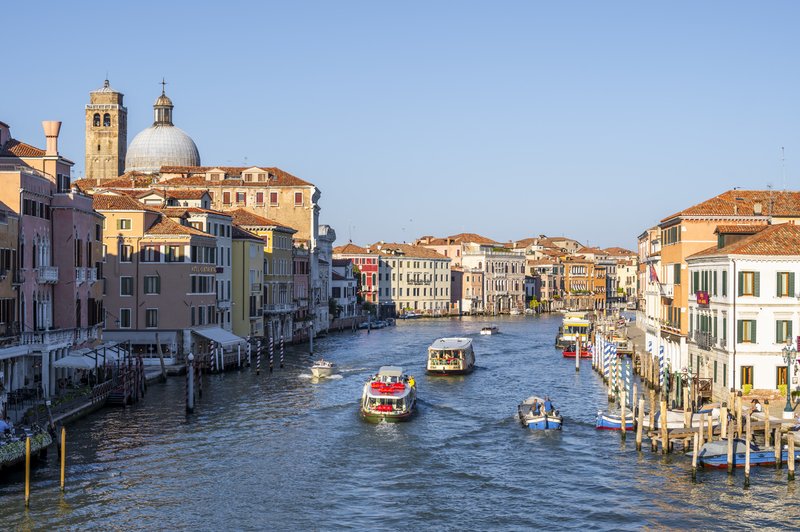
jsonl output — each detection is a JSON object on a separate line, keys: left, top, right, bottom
{"left": 85, "top": 79, "right": 127, "bottom": 182}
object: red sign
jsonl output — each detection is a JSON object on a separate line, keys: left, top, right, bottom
{"left": 796, "top": 335, "right": 800, "bottom": 352}
{"left": 696, "top": 291, "right": 710, "bottom": 306}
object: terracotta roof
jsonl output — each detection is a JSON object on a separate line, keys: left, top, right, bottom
{"left": 332, "top": 271, "right": 346, "bottom": 281}
{"left": 159, "top": 207, "right": 231, "bottom": 217}
{"left": 603, "top": 247, "right": 635, "bottom": 256}
{"left": 369, "top": 242, "right": 448, "bottom": 260}
{"left": 332, "top": 258, "right": 351, "bottom": 267}
{"left": 688, "top": 222, "right": 800, "bottom": 259}
{"left": 0, "top": 139, "right": 46, "bottom": 157}
{"left": 662, "top": 190, "right": 800, "bottom": 222}
{"left": 333, "top": 242, "right": 369, "bottom": 255}
{"left": 145, "top": 216, "right": 211, "bottom": 238}
{"left": 446, "top": 233, "right": 497, "bottom": 244}
{"left": 76, "top": 173, "right": 157, "bottom": 192}
{"left": 92, "top": 194, "right": 151, "bottom": 211}
{"left": 228, "top": 209, "right": 296, "bottom": 232}
{"left": 231, "top": 224, "right": 262, "bottom": 241}
{"left": 514, "top": 237, "right": 540, "bottom": 248}
{"left": 714, "top": 224, "right": 767, "bottom": 235}
{"left": 159, "top": 166, "right": 313, "bottom": 187}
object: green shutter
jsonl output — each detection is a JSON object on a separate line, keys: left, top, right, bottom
{"left": 790, "top": 273, "right": 796, "bottom": 297}
{"left": 674, "top": 264, "right": 681, "bottom": 284}
{"left": 752, "top": 320, "right": 757, "bottom": 343}
{"left": 723, "top": 317, "right": 727, "bottom": 340}
{"left": 693, "top": 271, "right": 699, "bottom": 292}
{"left": 713, "top": 316, "right": 718, "bottom": 337}
{"left": 737, "top": 320, "right": 743, "bottom": 343}
{"left": 754, "top": 272, "right": 760, "bottom": 297}
{"left": 738, "top": 271, "right": 743, "bottom": 296}
{"left": 777, "top": 320, "right": 782, "bottom": 343}
{"left": 789, "top": 321, "right": 793, "bottom": 343}
{"left": 713, "top": 271, "right": 718, "bottom": 296}
{"left": 778, "top": 272, "right": 784, "bottom": 297}
{"left": 723, "top": 270, "right": 728, "bottom": 296}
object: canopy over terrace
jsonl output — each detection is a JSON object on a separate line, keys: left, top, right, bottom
{"left": 192, "top": 327, "right": 247, "bottom": 349}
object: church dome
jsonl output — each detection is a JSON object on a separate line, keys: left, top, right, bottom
{"left": 125, "top": 125, "right": 200, "bottom": 173}
{"left": 124, "top": 84, "right": 201, "bottom": 173}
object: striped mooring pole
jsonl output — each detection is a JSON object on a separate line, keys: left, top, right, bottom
{"left": 256, "top": 340, "right": 262, "bottom": 375}
{"left": 280, "top": 331, "right": 285, "bottom": 369}
{"left": 269, "top": 332, "right": 274, "bottom": 373}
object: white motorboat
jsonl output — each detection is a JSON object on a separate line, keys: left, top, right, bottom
{"left": 480, "top": 326, "right": 498, "bottom": 335}
{"left": 427, "top": 337, "right": 475, "bottom": 375}
{"left": 518, "top": 396, "right": 562, "bottom": 430}
{"left": 311, "top": 358, "right": 334, "bottom": 378}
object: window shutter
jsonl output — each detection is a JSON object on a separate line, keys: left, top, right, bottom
{"left": 754, "top": 272, "right": 760, "bottom": 297}
{"left": 693, "top": 271, "right": 699, "bottom": 292}
{"left": 737, "top": 320, "right": 743, "bottom": 343}
{"left": 713, "top": 271, "right": 718, "bottom": 296}
{"left": 789, "top": 321, "right": 793, "bottom": 342}
{"left": 722, "top": 270, "right": 728, "bottom": 296}
{"left": 778, "top": 272, "right": 784, "bottom": 297}
{"left": 777, "top": 320, "right": 782, "bottom": 343}
{"left": 790, "top": 273, "right": 796, "bottom": 297}
{"left": 752, "top": 320, "right": 757, "bottom": 343}
{"left": 737, "top": 271, "right": 743, "bottom": 296}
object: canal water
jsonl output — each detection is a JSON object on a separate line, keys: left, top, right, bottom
{"left": 1, "top": 316, "right": 797, "bottom": 530}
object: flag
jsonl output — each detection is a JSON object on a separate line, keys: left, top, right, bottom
{"left": 649, "top": 264, "right": 660, "bottom": 283}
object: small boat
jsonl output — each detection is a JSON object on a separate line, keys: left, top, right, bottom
{"left": 562, "top": 344, "right": 591, "bottom": 358}
{"left": 696, "top": 439, "right": 800, "bottom": 468}
{"left": 360, "top": 366, "right": 417, "bottom": 423}
{"left": 509, "top": 308, "right": 522, "bottom": 316}
{"left": 647, "top": 408, "right": 720, "bottom": 431}
{"left": 310, "top": 358, "right": 334, "bottom": 378}
{"left": 427, "top": 337, "right": 475, "bottom": 375}
{"left": 480, "top": 326, "right": 498, "bottom": 335}
{"left": 595, "top": 410, "right": 635, "bottom": 431}
{"left": 518, "top": 396, "right": 562, "bottom": 430}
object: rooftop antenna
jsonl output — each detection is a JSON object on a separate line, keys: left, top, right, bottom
{"left": 781, "top": 146, "right": 786, "bottom": 191}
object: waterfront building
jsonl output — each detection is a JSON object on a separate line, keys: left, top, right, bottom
{"left": 332, "top": 242, "right": 379, "bottom": 309}
{"left": 686, "top": 223, "right": 800, "bottom": 402}
{"left": 94, "top": 194, "right": 223, "bottom": 361}
{"left": 0, "top": 207, "right": 19, "bottom": 417}
{"left": 415, "top": 233, "right": 497, "bottom": 268}
{"left": 615, "top": 258, "right": 638, "bottom": 304}
{"left": 461, "top": 243, "right": 525, "bottom": 314}
{"left": 292, "top": 244, "right": 311, "bottom": 340}
{"left": 562, "top": 255, "right": 595, "bottom": 311}
{"left": 637, "top": 226, "right": 662, "bottom": 360}
{"left": 331, "top": 259, "right": 358, "bottom": 319}
{"left": 85, "top": 80, "right": 127, "bottom": 182}
{"left": 231, "top": 225, "right": 265, "bottom": 339}
{"left": 450, "top": 266, "right": 484, "bottom": 314}
{"left": 527, "top": 259, "right": 564, "bottom": 312}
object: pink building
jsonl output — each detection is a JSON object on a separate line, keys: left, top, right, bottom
{"left": 292, "top": 245, "right": 310, "bottom": 341}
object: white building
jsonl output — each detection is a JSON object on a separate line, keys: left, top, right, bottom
{"left": 331, "top": 259, "right": 357, "bottom": 318}
{"left": 461, "top": 243, "right": 525, "bottom": 314}
{"left": 687, "top": 223, "right": 800, "bottom": 403}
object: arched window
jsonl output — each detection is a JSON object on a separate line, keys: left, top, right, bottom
{"left": 103, "top": 113, "right": 111, "bottom": 126}
{"left": 93, "top": 113, "right": 100, "bottom": 127}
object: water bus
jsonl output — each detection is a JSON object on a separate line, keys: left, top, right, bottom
{"left": 555, "top": 312, "right": 591, "bottom": 348}
{"left": 480, "top": 326, "right": 498, "bottom": 335}
{"left": 360, "top": 366, "right": 417, "bottom": 422}
{"left": 427, "top": 338, "right": 475, "bottom": 375}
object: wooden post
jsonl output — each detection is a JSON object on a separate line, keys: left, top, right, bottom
{"left": 720, "top": 406, "right": 728, "bottom": 440}
{"left": 744, "top": 414, "right": 752, "bottom": 487}
{"left": 727, "top": 421, "right": 735, "bottom": 474}
{"left": 763, "top": 401, "right": 771, "bottom": 447}
{"left": 735, "top": 394, "right": 743, "bottom": 437}
{"left": 698, "top": 413, "right": 705, "bottom": 448}
{"left": 636, "top": 398, "right": 645, "bottom": 451}
{"left": 775, "top": 428, "right": 782, "bottom": 469}
{"left": 683, "top": 385, "right": 690, "bottom": 413}
{"left": 575, "top": 336, "right": 580, "bottom": 372}
{"left": 649, "top": 389, "right": 656, "bottom": 432}
{"left": 632, "top": 383, "right": 638, "bottom": 416}
{"left": 24, "top": 436, "right": 31, "bottom": 507}
{"left": 692, "top": 432, "right": 699, "bottom": 480}
{"left": 707, "top": 412, "right": 714, "bottom": 442}
{"left": 620, "top": 386, "right": 627, "bottom": 439}
{"left": 660, "top": 399, "right": 669, "bottom": 454}
{"left": 789, "top": 436, "right": 796, "bottom": 481}
{"left": 60, "top": 426, "right": 66, "bottom": 491}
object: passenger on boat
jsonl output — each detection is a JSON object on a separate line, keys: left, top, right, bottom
{"left": 544, "top": 397, "right": 553, "bottom": 414}
{"left": 408, "top": 376, "right": 415, "bottom": 387}
{"left": 530, "top": 399, "right": 539, "bottom": 415}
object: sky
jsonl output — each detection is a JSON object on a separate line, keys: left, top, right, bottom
{"left": 3, "top": 1, "right": 800, "bottom": 250}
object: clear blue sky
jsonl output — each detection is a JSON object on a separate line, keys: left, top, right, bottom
{"left": 4, "top": 1, "right": 799, "bottom": 250}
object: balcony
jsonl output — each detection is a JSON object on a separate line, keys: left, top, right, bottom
{"left": 660, "top": 283, "right": 674, "bottom": 298}
{"left": 12, "top": 270, "right": 24, "bottom": 285}
{"left": 263, "top": 303, "right": 296, "bottom": 314}
{"left": 217, "top": 299, "right": 232, "bottom": 310}
{"left": 407, "top": 277, "right": 432, "bottom": 286}
{"left": 251, "top": 282, "right": 262, "bottom": 292}
{"left": 87, "top": 268, "right": 98, "bottom": 283}
{"left": 692, "top": 330, "right": 716, "bottom": 351}
{"left": 76, "top": 267, "right": 86, "bottom": 285}
{"left": 36, "top": 266, "right": 59, "bottom": 284}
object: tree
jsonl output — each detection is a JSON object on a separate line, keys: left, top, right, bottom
{"left": 528, "top": 297, "right": 540, "bottom": 310}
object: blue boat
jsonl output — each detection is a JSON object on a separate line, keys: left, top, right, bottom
{"left": 518, "top": 396, "right": 562, "bottom": 430}
{"left": 696, "top": 439, "right": 800, "bottom": 468}
{"left": 595, "top": 410, "right": 635, "bottom": 431}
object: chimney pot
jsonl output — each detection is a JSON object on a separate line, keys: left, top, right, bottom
{"left": 42, "top": 121, "right": 61, "bottom": 156}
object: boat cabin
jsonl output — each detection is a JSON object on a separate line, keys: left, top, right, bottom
{"left": 428, "top": 338, "right": 472, "bottom": 363}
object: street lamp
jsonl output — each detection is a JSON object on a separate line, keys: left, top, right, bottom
{"left": 781, "top": 340, "right": 796, "bottom": 420}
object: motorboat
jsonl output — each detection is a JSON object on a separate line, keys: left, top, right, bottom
{"left": 509, "top": 308, "right": 522, "bottom": 316}
{"left": 695, "top": 439, "right": 800, "bottom": 468}
{"left": 480, "top": 326, "right": 498, "bottom": 335}
{"left": 310, "top": 358, "right": 334, "bottom": 378}
{"left": 518, "top": 396, "right": 562, "bottom": 430}
{"left": 360, "top": 366, "right": 417, "bottom": 423}
{"left": 646, "top": 407, "right": 720, "bottom": 431}
{"left": 595, "top": 410, "right": 635, "bottom": 431}
{"left": 427, "top": 337, "right": 475, "bottom": 375}
{"left": 562, "top": 343, "right": 591, "bottom": 358}
{"left": 555, "top": 312, "right": 591, "bottom": 348}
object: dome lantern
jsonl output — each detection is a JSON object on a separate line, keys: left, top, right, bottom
{"left": 154, "top": 78, "right": 174, "bottom": 125}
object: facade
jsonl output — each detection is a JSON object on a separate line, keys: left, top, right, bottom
{"left": 562, "top": 255, "right": 594, "bottom": 311}
{"left": 687, "top": 223, "right": 800, "bottom": 402}
{"left": 331, "top": 259, "right": 358, "bottom": 318}
{"left": 292, "top": 245, "right": 310, "bottom": 340}
{"left": 461, "top": 243, "right": 525, "bottom": 314}
{"left": 85, "top": 80, "right": 127, "bottom": 182}
{"left": 527, "top": 259, "right": 564, "bottom": 312}
{"left": 450, "top": 267, "right": 484, "bottom": 314}
{"left": 415, "top": 233, "right": 497, "bottom": 268}
{"left": 333, "top": 243, "right": 379, "bottom": 308}
{"left": 231, "top": 225, "right": 265, "bottom": 339}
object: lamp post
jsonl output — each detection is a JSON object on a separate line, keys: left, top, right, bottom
{"left": 782, "top": 340, "right": 796, "bottom": 420}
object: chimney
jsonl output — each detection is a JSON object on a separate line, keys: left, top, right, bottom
{"left": 42, "top": 121, "right": 61, "bottom": 156}
{"left": 753, "top": 202, "right": 763, "bottom": 215}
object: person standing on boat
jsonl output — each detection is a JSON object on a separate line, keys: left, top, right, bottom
{"left": 531, "top": 399, "right": 540, "bottom": 416}
{"left": 544, "top": 397, "right": 553, "bottom": 414}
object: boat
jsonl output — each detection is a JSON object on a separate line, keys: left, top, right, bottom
{"left": 517, "top": 396, "right": 563, "bottom": 430}
{"left": 427, "top": 337, "right": 475, "bottom": 375}
{"left": 562, "top": 343, "right": 591, "bottom": 358}
{"left": 399, "top": 312, "right": 422, "bottom": 319}
{"left": 695, "top": 439, "right": 800, "bottom": 468}
{"left": 646, "top": 408, "right": 720, "bottom": 431}
{"left": 509, "top": 308, "right": 522, "bottom": 316}
{"left": 480, "top": 326, "right": 498, "bottom": 335}
{"left": 310, "top": 358, "right": 334, "bottom": 378}
{"left": 595, "top": 410, "right": 635, "bottom": 431}
{"left": 555, "top": 312, "right": 591, "bottom": 348}
{"left": 360, "top": 366, "right": 417, "bottom": 422}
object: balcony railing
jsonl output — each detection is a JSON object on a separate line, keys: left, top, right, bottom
{"left": 263, "top": 303, "right": 296, "bottom": 313}
{"left": 692, "top": 330, "right": 716, "bottom": 351}
{"left": 36, "top": 266, "right": 59, "bottom": 284}
{"left": 76, "top": 267, "right": 86, "bottom": 284}
{"left": 251, "top": 282, "right": 262, "bottom": 292}
{"left": 407, "top": 277, "right": 432, "bottom": 285}
{"left": 660, "top": 283, "right": 674, "bottom": 298}
{"left": 217, "top": 299, "right": 231, "bottom": 310}
{"left": 87, "top": 268, "right": 98, "bottom": 283}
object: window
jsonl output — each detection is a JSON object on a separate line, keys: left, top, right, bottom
{"left": 120, "top": 245, "right": 133, "bottom": 262}
{"left": 117, "top": 219, "right": 132, "bottom": 230}
{"left": 256, "top": 192, "right": 264, "bottom": 205}
{"left": 738, "top": 271, "right": 759, "bottom": 296}
{"left": 103, "top": 113, "right": 111, "bottom": 126}
{"left": 236, "top": 192, "right": 246, "bottom": 204}
{"left": 737, "top": 319, "right": 757, "bottom": 343}
{"left": 741, "top": 366, "right": 754, "bottom": 387}
{"left": 776, "top": 320, "right": 792, "bottom": 343}
{"left": 723, "top": 363, "right": 727, "bottom": 387}
{"left": 120, "top": 276, "right": 133, "bottom": 296}
{"left": 223, "top": 192, "right": 231, "bottom": 205}
{"left": 93, "top": 113, "right": 101, "bottom": 127}
{"left": 141, "top": 245, "right": 161, "bottom": 262}
{"left": 144, "top": 276, "right": 161, "bottom": 294}
{"left": 777, "top": 366, "right": 788, "bottom": 387}
{"left": 777, "top": 272, "right": 795, "bottom": 297}
{"left": 95, "top": 224, "right": 102, "bottom": 241}
{"left": 673, "top": 263, "right": 681, "bottom": 285}
{"left": 295, "top": 192, "right": 303, "bottom": 206}
{"left": 722, "top": 270, "right": 728, "bottom": 296}
{"left": 165, "top": 245, "right": 182, "bottom": 262}
{"left": 119, "top": 308, "right": 131, "bottom": 328}
{"left": 270, "top": 192, "right": 278, "bottom": 205}
{"left": 145, "top": 309, "right": 158, "bottom": 328}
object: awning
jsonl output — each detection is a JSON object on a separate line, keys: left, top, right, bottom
{"left": 192, "top": 327, "right": 246, "bottom": 348}
{"left": 103, "top": 331, "right": 178, "bottom": 345}
{"left": 52, "top": 355, "right": 99, "bottom": 370}
{"left": 0, "top": 344, "right": 33, "bottom": 361}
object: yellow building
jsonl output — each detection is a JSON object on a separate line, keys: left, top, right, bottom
{"left": 231, "top": 225, "right": 264, "bottom": 338}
